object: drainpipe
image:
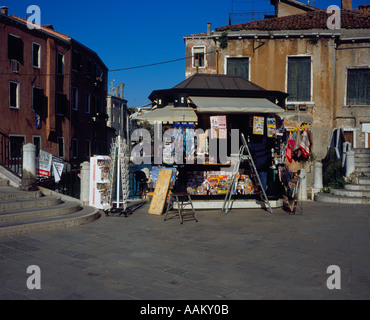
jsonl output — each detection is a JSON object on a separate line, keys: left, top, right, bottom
{"left": 332, "top": 38, "right": 337, "bottom": 130}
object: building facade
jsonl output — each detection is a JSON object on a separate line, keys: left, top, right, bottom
{"left": 184, "top": 0, "right": 370, "bottom": 160}
{"left": 106, "top": 83, "right": 128, "bottom": 144}
{"left": 0, "top": 7, "right": 108, "bottom": 165}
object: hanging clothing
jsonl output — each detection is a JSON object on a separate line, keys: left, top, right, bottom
{"left": 300, "top": 129, "right": 311, "bottom": 159}
{"left": 285, "top": 133, "right": 294, "bottom": 163}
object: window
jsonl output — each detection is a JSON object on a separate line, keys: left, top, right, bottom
{"left": 92, "top": 95, "right": 97, "bottom": 114}
{"left": 72, "top": 87, "right": 78, "bottom": 110}
{"left": 32, "top": 136, "right": 41, "bottom": 156}
{"left": 57, "top": 137, "right": 64, "bottom": 158}
{"left": 72, "top": 139, "right": 78, "bottom": 158}
{"left": 32, "top": 42, "right": 41, "bottom": 68}
{"left": 346, "top": 68, "right": 370, "bottom": 106}
{"left": 85, "top": 139, "right": 91, "bottom": 158}
{"left": 9, "top": 135, "right": 25, "bottom": 159}
{"left": 56, "top": 92, "right": 67, "bottom": 116}
{"left": 86, "top": 59, "right": 94, "bottom": 78}
{"left": 86, "top": 92, "right": 91, "bottom": 114}
{"left": 72, "top": 50, "right": 82, "bottom": 73}
{"left": 57, "top": 52, "right": 64, "bottom": 75}
{"left": 193, "top": 47, "right": 205, "bottom": 68}
{"left": 32, "top": 87, "right": 44, "bottom": 111}
{"left": 227, "top": 57, "right": 249, "bottom": 80}
{"left": 287, "top": 56, "right": 311, "bottom": 102}
{"left": 8, "top": 34, "right": 23, "bottom": 64}
{"left": 9, "top": 81, "right": 19, "bottom": 108}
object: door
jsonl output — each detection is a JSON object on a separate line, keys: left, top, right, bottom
{"left": 343, "top": 131, "right": 354, "bottom": 147}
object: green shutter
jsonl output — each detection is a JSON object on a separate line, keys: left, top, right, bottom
{"left": 227, "top": 58, "right": 249, "bottom": 80}
{"left": 288, "top": 57, "right": 311, "bottom": 102}
{"left": 347, "top": 69, "right": 370, "bottom": 105}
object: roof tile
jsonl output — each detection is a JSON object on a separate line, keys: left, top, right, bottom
{"left": 215, "top": 9, "right": 369, "bottom": 32}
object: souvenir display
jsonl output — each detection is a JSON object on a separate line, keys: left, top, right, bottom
{"left": 185, "top": 170, "right": 257, "bottom": 196}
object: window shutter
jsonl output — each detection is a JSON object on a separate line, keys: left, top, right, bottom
{"left": 288, "top": 57, "right": 311, "bottom": 102}
{"left": 347, "top": 69, "right": 370, "bottom": 105}
{"left": 227, "top": 58, "right": 249, "bottom": 80}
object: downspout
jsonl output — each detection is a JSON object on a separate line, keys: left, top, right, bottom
{"left": 332, "top": 38, "right": 337, "bottom": 130}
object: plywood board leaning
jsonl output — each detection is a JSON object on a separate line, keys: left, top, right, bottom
{"left": 148, "top": 169, "right": 173, "bottom": 215}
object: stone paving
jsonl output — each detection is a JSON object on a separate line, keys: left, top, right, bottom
{"left": 0, "top": 200, "right": 369, "bottom": 300}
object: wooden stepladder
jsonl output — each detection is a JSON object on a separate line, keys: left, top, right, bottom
{"left": 222, "top": 133, "right": 274, "bottom": 215}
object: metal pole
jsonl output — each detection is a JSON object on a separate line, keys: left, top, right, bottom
{"left": 116, "top": 135, "right": 121, "bottom": 209}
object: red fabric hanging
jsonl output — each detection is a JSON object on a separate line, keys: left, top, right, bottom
{"left": 300, "top": 129, "right": 310, "bottom": 159}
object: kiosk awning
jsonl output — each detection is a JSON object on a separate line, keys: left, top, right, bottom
{"left": 189, "top": 96, "right": 284, "bottom": 114}
{"left": 134, "top": 105, "right": 198, "bottom": 123}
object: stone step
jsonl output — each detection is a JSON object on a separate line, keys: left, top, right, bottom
{"left": 354, "top": 153, "right": 370, "bottom": 159}
{"left": 355, "top": 167, "right": 370, "bottom": 174}
{"left": 0, "top": 196, "right": 62, "bottom": 212}
{"left": 0, "top": 201, "right": 81, "bottom": 223}
{"left": 355, "top": 163, "right": 370, "bottom": 170}
{"left": 331, "top": 188, "right": 370, "bottom": 197}
{"left": 0, "top": 206, "right": 100, "bottom": 237}
{"left": 0, "top": 187, "right": 43, "bottom": 201}
{"left": 345, "top": 184, "right": 370, "bottom": 191}
{"left": 314, "top": 192, "right": 370, "bottom": 204}
{"left": 358, "top": 177, "right": 370, "bottom": 185}
{"left": 354, "top": 157, "right": 370, "bottom": 164}
{"left": 354, "top": 148, "right": 370, "bottom": 154}
{"left": 0, "top": 179, "right": 9, "bottom": 187}
{"left": 0, "top": 183, "right": 101, "bottom": 236}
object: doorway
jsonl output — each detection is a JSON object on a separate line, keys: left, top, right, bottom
{"left": 343, "top": 131, "right": 354, "bottom": 147}
{"left": 362, "top": 124, "right": 370, "bottom": 148}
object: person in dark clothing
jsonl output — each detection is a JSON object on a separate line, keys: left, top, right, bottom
{"left": 248, "top": 135, "right": 272, "bottom": 192}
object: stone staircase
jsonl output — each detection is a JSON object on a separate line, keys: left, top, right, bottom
{"left": 315, "top": 148, "right": 370, "bottom": 204}
{"left": 353, "top": 148, "right": 370, "bottom": 177}
{"left": 0, "top": 178, "right": 100, "bottom": 237}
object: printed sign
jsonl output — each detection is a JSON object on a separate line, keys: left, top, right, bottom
{"left": 253, "top": 116, "right": 264, "bottom": 135}
{"left": 52, "top": 156, "right": 64, "bottom": 183}
{"left": 36, "top": 150, "right": 52, "bottom": 177}
{"left": 210, "top": 115, "right": 227, "bottom": 139}
{"left": 267, "top": 118, "right": 276, "bottom": 137}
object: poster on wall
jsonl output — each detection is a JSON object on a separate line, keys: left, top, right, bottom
{"left": 89, "top": 156, "right": 111, "bottom": 210}
{"left": 267, "top": 118, "right": 276, "bottom": 138}
{"left": 210, "top": 115, "right": 227, "bottom": 139}
{"left": 253, "top": 116, "right": 264, "bottom": 135}
{"left": 217, "top": 116, "right": 227, "bottom": 139}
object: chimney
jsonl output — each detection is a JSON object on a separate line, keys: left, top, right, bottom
{"left": 120, "top": 83, "right": 125, "bottom": 99}
{"left": 1, "top": 6, "right": 8, "bottom": 15}
{"left": 341, "top": 0, "right": 352, "bottom": 10}
{"left": 207, "top": 22, "right": 211, "bottom": 36}
{"left": 115, "top": 86, "right": 119, "bottom": 98}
